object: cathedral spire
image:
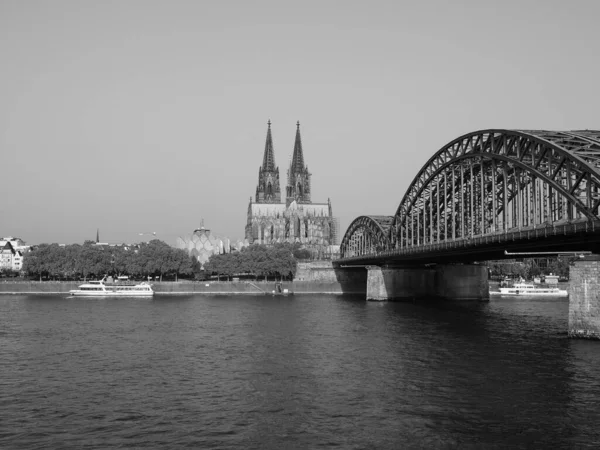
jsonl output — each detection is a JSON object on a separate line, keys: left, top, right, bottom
{"left": 255, "top": 120, "right": 281, "bottom": 203}
{"left": 290, "top": 121, "right": 305, "bottom": 174}
{"left": 262, "top": 119, "right": 276, "bottom": 171}
{"left": 286, "top": 121, "right": 311, "bottom": 205}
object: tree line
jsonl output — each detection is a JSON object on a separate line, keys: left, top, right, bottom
{"left": 487, "top": 257, "right": 574, "bottom": 280}
{"left": 21, "top": 240, "right": 304, "bottom": 282}
{"left": 23, "top": 240, "right": 199, "bottom": 281}
{"left": 204, "top": 243, "right": 299, "bottom": 280}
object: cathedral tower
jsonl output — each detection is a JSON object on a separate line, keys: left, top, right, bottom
{"left": 255, "top": 120, "right": 281, "bottom": 203}
{"left": 286, "top": 121, "right": 311, "bottom": 205}
{"left": 246, "top": 120, "right": 336, "bottom": 248}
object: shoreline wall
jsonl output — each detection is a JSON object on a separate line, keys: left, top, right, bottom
{"left": 0, "top": 265, "right": 569, "bottom": 297}
{"left": 0, "top": 262, "right": 367, "bottom": 295}
{"left": 0, "top": 280, "right": 360, "bottom": 295}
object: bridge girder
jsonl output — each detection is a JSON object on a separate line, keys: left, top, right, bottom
{"left": 340, "top": 215, "right": 393, "bottom": 258}
{"left": 340, "top": 129, "right": 600, "bottom": 259}
{"left": 393, "top": 129, "right": 600, "bottom": 249}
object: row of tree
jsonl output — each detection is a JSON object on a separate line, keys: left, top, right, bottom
{"left": 21, "top": 240, "right": 303, "bottom": 282}
{"left": 23, "top": 240, "right": 199, "bottom": 281}
{"left": 204, "top": 243, "right": 298, "bottom": 280}
{"left": 487, "top": 257, "right": 574, "bottom": 280}
{"left": 20, "top": 240, "right": 574, "bottom": 283}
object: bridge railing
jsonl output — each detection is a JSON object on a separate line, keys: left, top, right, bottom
{"left": 340, "top": 219, "right": 600, "bottom": 262}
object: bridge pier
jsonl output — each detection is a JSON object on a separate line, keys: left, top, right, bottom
{"left": 366, "top": 264, "right": 489, "bottom": 301}
{"left": 569, "top": 255, "right": 600, "bottom": 339}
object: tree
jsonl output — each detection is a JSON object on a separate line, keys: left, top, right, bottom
{"left": 22, "top": 246, "right": 43, "bottom": 280}
{"left": 204, "top": 243, "right": 298, "bottom": 281}
{"left": 23, "top": 239, "right": 203, "bottom": 282}
{"left": 547, "top": 257, "right": 574, "bottom": 279}
{"left": 170, "top": 250, "right": 195, "bottom": 281}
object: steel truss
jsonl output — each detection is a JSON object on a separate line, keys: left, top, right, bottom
{"left": 340, "top": 216, "right": 393, "bottom": 258}
{"left": 340, "top": 129, "right": 600, "bottom": 258}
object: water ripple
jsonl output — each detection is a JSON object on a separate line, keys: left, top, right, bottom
{"left": 1, "top": 294, "right": 599, "bottom": 448}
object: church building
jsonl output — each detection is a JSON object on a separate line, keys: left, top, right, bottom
{"left": 245, "top": 121, "right": 336, "bottom": 250}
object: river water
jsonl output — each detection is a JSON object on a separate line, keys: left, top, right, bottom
{"left": 1, "top": 294, "right": 599, "bottom": 449}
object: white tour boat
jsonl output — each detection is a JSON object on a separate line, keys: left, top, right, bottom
{"left": 69, "top": 279, "right": 154, "bottom": 297}
{"left": 493, "top": 282, "right": 567, "bottom": 297}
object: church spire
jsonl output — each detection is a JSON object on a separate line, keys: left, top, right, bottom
{"left": 286, "top": 121, "right": 311, "bottom": 204}
{"left": 255, "top": 120, "right": 281, "bottom": 203}
{"left": 290, "top": 121, "right": 305, "bottom": 174}
{"left": 262, "top": 119, "right": 276, "bottom": 171}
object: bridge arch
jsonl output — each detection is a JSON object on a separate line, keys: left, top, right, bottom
{"left": 392, "top": 129, "right": 600, "bottom": 249}
{"left": 340, "top": 215, "right": 394, "bottom": 258}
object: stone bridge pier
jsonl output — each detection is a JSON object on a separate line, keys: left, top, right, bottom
{"left": 569, "top": 255, "right": 600, "bottom": 339}
{"left": 366, "top": 264, "right": 489, "bottom": 301}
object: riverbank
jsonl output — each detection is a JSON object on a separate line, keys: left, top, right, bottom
{"left": 0, "top": 262, "right": 370, "bottom": 295}
{"left": 0, "top": 280, "right": 365, "bottom": 295}
{"left": 0, "top": 279, "right": 571, "bottom": 296}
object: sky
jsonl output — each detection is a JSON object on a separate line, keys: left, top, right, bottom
{"left": 2, "top": 0, "right": 600, "bottom": 245}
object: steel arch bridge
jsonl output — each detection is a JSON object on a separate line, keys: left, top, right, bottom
{"left": 340, "top": 129, "right": 600, "bottom": 262}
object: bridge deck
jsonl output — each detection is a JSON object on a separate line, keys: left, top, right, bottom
{"left": 337, "top": 220, "right": 600, "bottom": 265}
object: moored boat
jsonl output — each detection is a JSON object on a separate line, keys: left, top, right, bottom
{"left": 69, "top": 279, "right": 154, "bottom": 297}
{"left": 491, "top": 282, "right": 567, "bottom": 297}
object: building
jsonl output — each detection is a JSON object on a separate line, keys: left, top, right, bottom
{"left": 0, "top": 239, "right": 24, "bottom": 272}
{"left": 245, "top": 121, "right": 336, "bottom": 253}
{"left": 175, "top": 224, "right": 249, "bottom": 270}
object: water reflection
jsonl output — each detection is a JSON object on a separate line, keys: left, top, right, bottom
{"left": 0, "top": 295, "right": 599, "bottom": 448}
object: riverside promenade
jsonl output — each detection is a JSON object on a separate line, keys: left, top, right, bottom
{"left": 0, "top": 262, "right": 366, "bottom": 296}
{"left": 0, "top": 280, "right": 362, "bottom": 295}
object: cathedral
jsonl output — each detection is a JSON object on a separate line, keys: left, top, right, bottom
{"left": 245, "top": 121, "right": 337, "bottom": 250}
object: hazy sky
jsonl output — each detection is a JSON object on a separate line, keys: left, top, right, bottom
{"left": 2, "top": 0, "right": 600, "bottom": 245}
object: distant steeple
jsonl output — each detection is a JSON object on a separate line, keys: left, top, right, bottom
{"left": 194, "top": 218, "right": 210, "bottom": 236}
{"left": 96, "top": 228, "right": 99, "bottom": 243}
{"left": 286, "top": 121, "right": 311, "bottom": 204}
{"left": 290, "top": 121, "right": 305, "bottom": 173}
{"left": 255, "top": 120, "right": 281, "bottom": 203}
{"left": 262, "top": 119, "right": 276, "bottom": 171}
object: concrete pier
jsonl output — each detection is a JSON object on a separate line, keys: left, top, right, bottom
{"left": 569, "top": 255, "right": 600, "bottom": 339}
{"left": 366, "top": 266, "right": 434, "bottom": 301}
{"left": 366, "top": 264, "right": 489, "bottom": 301}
